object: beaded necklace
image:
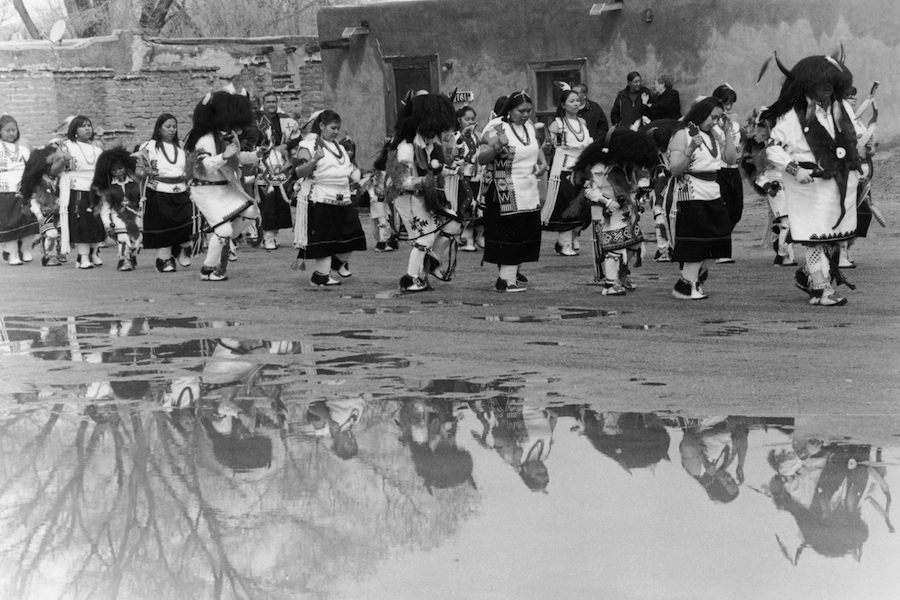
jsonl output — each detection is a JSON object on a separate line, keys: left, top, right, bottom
{"left": 73, "top": 140, "right": 98, "bottom": 166}
{"left": 698, "top": 130, "right": 718, "bottom": 158}
{"left": 321, "top": 140, "right": 346, "bottom": 163}
{"left": 563, "top": 116, "right": 585, "bottom": 142}
{"left": 508, "top": 122, "right": 530, "bottom": 146}
{"left": 158, "top": 140, "right": 179, "bottom": 164}
{"left": 0, "top": 141, "right": 20, "bottom": 165}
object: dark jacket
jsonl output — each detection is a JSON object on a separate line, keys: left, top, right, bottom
{"left": 578, "top": 99, "right": 610, "bottom": 143}
{"left": 648, "top": 89, "right": 682, "bottom": 121}
{"left": 610, "top": 86, "right": 653, "bottom": 129}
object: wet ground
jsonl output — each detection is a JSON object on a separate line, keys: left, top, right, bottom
{"left": 2, "top": 152, "right": 900, "bottom": 599}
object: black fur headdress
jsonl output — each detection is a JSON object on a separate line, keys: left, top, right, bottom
{"left": 572, "top": 130, "right": 659, "bottom": 175}
{"left": 393, "top": 91, "right": 456, "bottom": 145}
{"left": 19, "top": 144, "right": 61, "bottom": 203}
{"left": 91, "top": 146, "right": 136, "bottom": 194}
{"left": 760, "top": 52, "right": 854, "bottom": 122}
{"left": 185, "top": 87, "right": 254, "bottom": 151}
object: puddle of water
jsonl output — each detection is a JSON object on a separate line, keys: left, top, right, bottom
{"left": 621, "top": 324, "right": 667, "bottom": 330}
{"left": 479, "top": 307, "right": 621, "bottom": 322}
{"left": 311, "top": 329, "right": 394, "bottom": 340}
{"left": 701, "top": 326, "right": 750, "bottom": 337}
{"left": 420, "top": 300, "right": 496, "bottom": 307}
{"left": 341, "top": 307, "right": 419, "bottom": 315}
{"left": 339, "top": 291, "right": 402, "bottom": 299}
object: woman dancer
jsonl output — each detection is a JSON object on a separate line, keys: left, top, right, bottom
{"left": 0, "top": 115, "right": 39, "bottom": 265}
{"left": 184, "top": 88, "right": 261, "bottom": 282}
{"left": 666, "top": 97, "right": 736, "bottom": 299}
{"left": 55, "top": 116, "right": 105, "bottom": 269}
{"left": 138, "top": 114, "right": 193, "bottom": 273}
{"left": 573, "top": 130, "right": 658, "bottom": 295}
{"left": 294, "top": 110, "right": 366, "bottom": 286}
{"left": 711, "top": 84, "right": 743, "bottom": 264}
{"left": 542, "top": 89, "right": 593, "bottom": 256}
{"left": 478, "top": 92, "right": 547, "bottom": 292}
{"left": 93, "top": 147, "right": 142, "bottom": 271}
{"left": 387, "top": 91, "right": 461, "bottom": 293}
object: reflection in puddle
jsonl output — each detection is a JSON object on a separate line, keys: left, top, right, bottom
{"left": 1, "top": 398, "right": 897, "bottom": 600}
{"left": 1, "top": 316, "right": 899, "bottom": 600}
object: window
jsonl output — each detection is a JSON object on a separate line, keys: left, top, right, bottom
{"left": 528, "top": 59, "right": 587, "bottom": 128}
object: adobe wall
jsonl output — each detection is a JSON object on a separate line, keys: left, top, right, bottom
{"left": 0, "top": 31, "right": 324, "bottom": 149}
{"left": 318, "top": 0, "right": 900, "bottom": 166}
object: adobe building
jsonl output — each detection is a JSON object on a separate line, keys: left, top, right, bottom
{"left": 317, "top": 0, "right": 899, "bottom": 166}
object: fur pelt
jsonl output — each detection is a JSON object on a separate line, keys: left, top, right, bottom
{"left": 739, "top": 108, "right": 773, "bottom": 185}
{"left": 384, "top": 145, "right": 450, "bottom": 215}
{"left": 19, "top": 145, "right": 62, "bottom": 205}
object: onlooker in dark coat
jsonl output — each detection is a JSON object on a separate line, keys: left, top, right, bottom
{"left": 610, "top": 71, "right": 653, "bottom": 130}
{"left": 647, "top": 74, "right": 682, "bottom": 121}
{"left": 574, "top": 83, "right": 609, "bottom": 142}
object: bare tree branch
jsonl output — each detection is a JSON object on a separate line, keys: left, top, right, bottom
{"left": 11, "top": 0, "right": 41, "bottom": 39}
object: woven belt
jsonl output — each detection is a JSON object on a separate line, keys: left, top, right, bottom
{"left": 190, "top": 179, "right": 228, "bottom": 187}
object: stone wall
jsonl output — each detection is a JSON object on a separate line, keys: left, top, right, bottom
{"left": 0, "top": 31, "right": 324, "bottom": 150}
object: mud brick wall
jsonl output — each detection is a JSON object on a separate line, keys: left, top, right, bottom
{"left": 0, "top": 68, "right": 59, "bottom": 143}
{"left": 0, "top": 31, "right": 324, "bottom": 150}
{"left": 111, "top": 68, "right": 220, "bottom": 149}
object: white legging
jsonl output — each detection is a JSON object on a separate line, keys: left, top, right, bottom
{"left": 203, "top": 215, "right": 254, "bottom": 268}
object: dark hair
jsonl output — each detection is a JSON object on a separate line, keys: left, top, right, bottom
{"left": 499, "top": 91, "right": 533, "bottom": 121}
{"left": 338, "top": 137, "right": 357, "bottom": 165}
{"left": 555, "top": 89, "right": 579, "bottom": 118}
{"left": 573, "top": 83, "right": 589, "bottom": 94}
{"left": 847, "top": 85, "right": 858, "bottom": 97}
{"left": 151, "top": 113, "right": 180, "bottom": 151}
{"left": 492, "top": 95, "right": 508, "bottom": 117}
{"left": 67, "top": 115, "right": 94, "bottom": 142}
{"left": 681, "top": 97, "right": 724, "bottom": 130}
{"left": 262, "top": 91, "right": 278, "bottom": 101}
{"left": 627, "top": 71, "right": 642, "bottom": 83}
{"left": 712, "top": 84, "right": 737, "bottom": 105}
{"left": 0, "top": 115, "right": 20, "bottom": 143}
{"left": 311, "top": 110, "right": 341, "bottom": 135}
{"left": 455, "top": 105, "right": 476, "bottom": 130}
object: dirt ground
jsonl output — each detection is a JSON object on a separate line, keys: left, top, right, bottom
{"left": 2, "top": 151, "right": 899, "bottom": 416}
